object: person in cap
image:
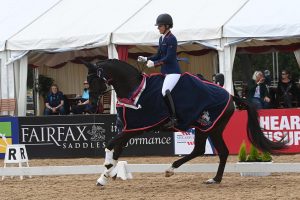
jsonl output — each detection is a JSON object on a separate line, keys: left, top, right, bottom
{"left": 71, "top": 80, "right": 94, "bottom": 114}
{"left": 137, "top": 13, "right": 181, "bottom": 128}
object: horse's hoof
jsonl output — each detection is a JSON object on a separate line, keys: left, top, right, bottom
{"left": 203, "top": 178, "right": 221, "bottom": 184}
{"left": 96, "top": 182, "right": 104, "bottom": 187}
{"left": 165, "top": 167, "right": 175, "bottom": 177}
{"left": 165, "top": 170, "right": 174, "bottom": 177}
{"left": 112, "top": 174, "right": 117, "bottom": 180}
{"left": 97, "top": 174, "right": 108, "bottom": 186}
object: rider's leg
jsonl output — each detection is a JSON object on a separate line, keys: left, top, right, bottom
{"left": 162, "top": 74, "right": 181, "bottom": 127}
{"left": 165, "top": 129, "right": 208, "bottom": 177}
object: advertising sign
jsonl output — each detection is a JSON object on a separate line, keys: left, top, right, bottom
{"left": 18, "top": 115, "right": 117, "bottom": 158}
{"left": 223, "top": 109, "right": 300, "bottom": 154}
{"left": 122, "top": 131, "right": 174, "bottom": 156}
{"left": 174, "top": 128, "right": 215, "bottom": 155}
{"left": 0, "top": 117, "right": 19, "bottom": 158}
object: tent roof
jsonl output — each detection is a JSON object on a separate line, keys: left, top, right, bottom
{"left": 6, "top": 0, "right": 150, "bottom": 50}
{"left": 112, "top": 0, "right": 248, "bottom": 45}
{"left": 223, "top": 0, "right": 300, "bottom": 38}
{"left": 0, "top": 0, "right": 60, "bottom": 51}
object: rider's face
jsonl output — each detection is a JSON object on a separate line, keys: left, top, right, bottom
{"left": 158, "top": 24, "right": 166, "bottom": 34}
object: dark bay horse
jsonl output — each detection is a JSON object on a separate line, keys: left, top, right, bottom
{"left": 82, "top": 59, "right": 286, "bottom": 186}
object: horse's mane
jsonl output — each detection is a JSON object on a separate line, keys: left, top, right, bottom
{"left": 97, "top": 59, "right": 141, "bottom": 76}
{"left": 97, "top": 59, "right": 142, "bottom": 98}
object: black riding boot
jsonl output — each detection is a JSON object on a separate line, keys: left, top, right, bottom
{"left": 163, "top": 90, "right": 178, "bottom": 128}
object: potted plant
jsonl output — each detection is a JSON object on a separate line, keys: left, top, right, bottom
{"left": 237, "top": 141, "right": 272, "bottom": 176}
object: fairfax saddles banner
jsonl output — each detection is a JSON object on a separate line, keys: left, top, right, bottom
{"left": 18, "top": 115, "right": 116, "bottom": 158}
{"left": 18, "top": 115, "right": 173, "bottom": 158}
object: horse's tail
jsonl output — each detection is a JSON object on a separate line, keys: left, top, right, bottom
{"left": 232, "top": 96, "right": 286, "bottom": 153}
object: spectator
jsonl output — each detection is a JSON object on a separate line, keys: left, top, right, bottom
{"left": 264, "top": 69, "right": 272, "bottom": 86}
{"left": 212, "top": 73, "right": 224, "bottom": 87}
{"left": 275, "top": 70, "right": 299, "bottom": 108}
{"left": 247, "top": 71, "right": 270, "bottom": 109}
{"left": 44, "top": 84, "right": 65, "bottom": 115}
{"left": 70, "top": 80, "right": 94, "bottom": 114}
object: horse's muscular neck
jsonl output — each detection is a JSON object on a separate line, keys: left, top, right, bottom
{"left": 104, "top": 62, "right": 142, "bottom": 98}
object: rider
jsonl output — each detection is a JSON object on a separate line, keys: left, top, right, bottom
{"left": 138, "top": 13, "right": 181, "bottom": 128}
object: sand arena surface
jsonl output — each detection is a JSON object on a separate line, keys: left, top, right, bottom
{"left": 1, "top": 155, "right": 300, "bottom": 200}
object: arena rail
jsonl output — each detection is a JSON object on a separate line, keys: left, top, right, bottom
{"left": 1, "top": 163, "right": 300, "bottom": 177}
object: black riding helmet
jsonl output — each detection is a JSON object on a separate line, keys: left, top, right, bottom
{"left": 155, "top": 13, "right": 173, "bottom": 28}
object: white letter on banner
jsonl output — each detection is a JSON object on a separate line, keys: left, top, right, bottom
{"left": 260, "top": 116, "right": 269, "bottom": 130}
{"left": 280, "top": 116, "right": 290, "bottom": 130}
{"left": 294, "top": 131, "right": 300, "bottom": 145}
{"left": 21, "top": 128, "right": 29, "bottom": 142}
{"left": 270, "top": 116, "right": 279, "bottom": 130}
{"left": 290, "top": 116, "right": 300, "bottom": 130}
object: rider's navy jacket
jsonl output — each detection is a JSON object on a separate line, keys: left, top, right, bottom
{"left": 147, "top": 31, "right": 181, "bottom": 74}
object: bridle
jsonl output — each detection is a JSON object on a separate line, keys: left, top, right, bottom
{"left": 87, "top": 65, "right": 114, "bottom": 97}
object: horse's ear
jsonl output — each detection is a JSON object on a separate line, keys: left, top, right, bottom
{"left": 79, "top": 59, "right": 97, "bottom": 73}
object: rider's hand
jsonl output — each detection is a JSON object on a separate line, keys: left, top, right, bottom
{"left": 137, "top": 56, "right": 147, "bottom": 63}
{"left": 146, "top": 60, "right": 154, "bottom": 68}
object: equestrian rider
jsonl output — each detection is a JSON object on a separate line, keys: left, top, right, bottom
{"left": 138, "top": 13, "right": 181, "bottom": 127}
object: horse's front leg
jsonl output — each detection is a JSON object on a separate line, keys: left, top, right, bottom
{"left": 96, "top": 131, "right": 141, "bottom": 186}
{"left": 96, "top": 146, "right": 120, "bottom": 186}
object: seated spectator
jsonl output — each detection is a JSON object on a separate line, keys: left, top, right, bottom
{"left": 264, "top": 69, "right": 272, "bottom": 86}
{"left": 44, "top": 84, "right": 65, "bottom": 115}
{"left": 247, "top": 71, "right": 270, "bottom": 109}
{"left": 70, "top": 81, "right": 94, "bottom": 114}
{"left": 275, "top": 70, "right": 299, "bottom": 108}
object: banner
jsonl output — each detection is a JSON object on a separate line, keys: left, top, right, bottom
{"left": 18, "top": 115, "right": 117, "bottom": 158}
{"left": 174, "top": 128, "right": 215, "bottom": 155}
{"left": 0, "top": 117, "right": 19, "bottom": 158}
{"left": 223, "top": 108, "right": 300, "bottom": 154}
{"left": 122, "top": 131, "right": 174, "bottom": 156}
{"left": 18, "top": 115, "right": 173, "bottom": 158}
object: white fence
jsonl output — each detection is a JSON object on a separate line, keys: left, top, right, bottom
{"left": 1, "top": 163, "right": 300, "bottom": 177}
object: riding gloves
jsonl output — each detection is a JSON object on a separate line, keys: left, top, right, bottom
{"left": 146, "top": 60, "right": 154, "bottom": 68}
{"left": 137, "top": 56, "right": 147, "bottom": 63}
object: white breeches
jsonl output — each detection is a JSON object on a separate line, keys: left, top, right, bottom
{"left": 162, "top": 74, "right": 181, "bottom": 96}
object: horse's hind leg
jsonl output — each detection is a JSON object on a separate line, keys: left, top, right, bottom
{"left": 166, "top": 129, "right": 208, "bottom": 177}
{"left": 204, "top": 131, "right": 229, "bottom": 184}
{"left": 204, "top": 100, "right": 234, "bottom": 184}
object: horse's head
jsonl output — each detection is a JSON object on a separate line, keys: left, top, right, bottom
{"left": 81, "top": 59, "right": 108, "bottom": 112}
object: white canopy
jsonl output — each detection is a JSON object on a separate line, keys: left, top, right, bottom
{"left": 223, "top": 0, "right": 300, "bottom": 38}
{"left": 6, "top": 0, "right": 150, "bottom": 50}
{"left": 113, "top": 0, "right": 248, "bottom": 46}
{"left": 221, "top": 0, "right": 300, "bottom": 94}
{"left": 0, "top": 0, "right": 60, "bottom": 51}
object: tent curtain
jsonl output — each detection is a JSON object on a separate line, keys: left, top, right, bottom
{"left": 13, "top": 55, "right": 28, "bottom": 116}
{"left": 294, "top": 49, "right": 300, "bottom": 69}
{"left": 117, "top": 45, "right": 129, "bottom": 61}
{"left": 108, "top": 44, "right": 118, "bottom": 114}
{"left": 220, "top": 44, "right": 237, "bottom": 94}
{"left": 0, "top": 51, "right": 16, "bottom": 115}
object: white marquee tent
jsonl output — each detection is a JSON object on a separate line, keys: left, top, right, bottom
{"left": 2, "top": 0, "right": 300, "bottom": 116}
{"left": 2, "top": 0, "right": 151, "bottom": 115}
{"left": 113, "top": 0, "right": 248, "bottom": 90}
{"left": 221, "top": 0, "right": 300, "bottom": 92}
{"left": 0, "top": 0, "right": 60, "bottom": 116}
